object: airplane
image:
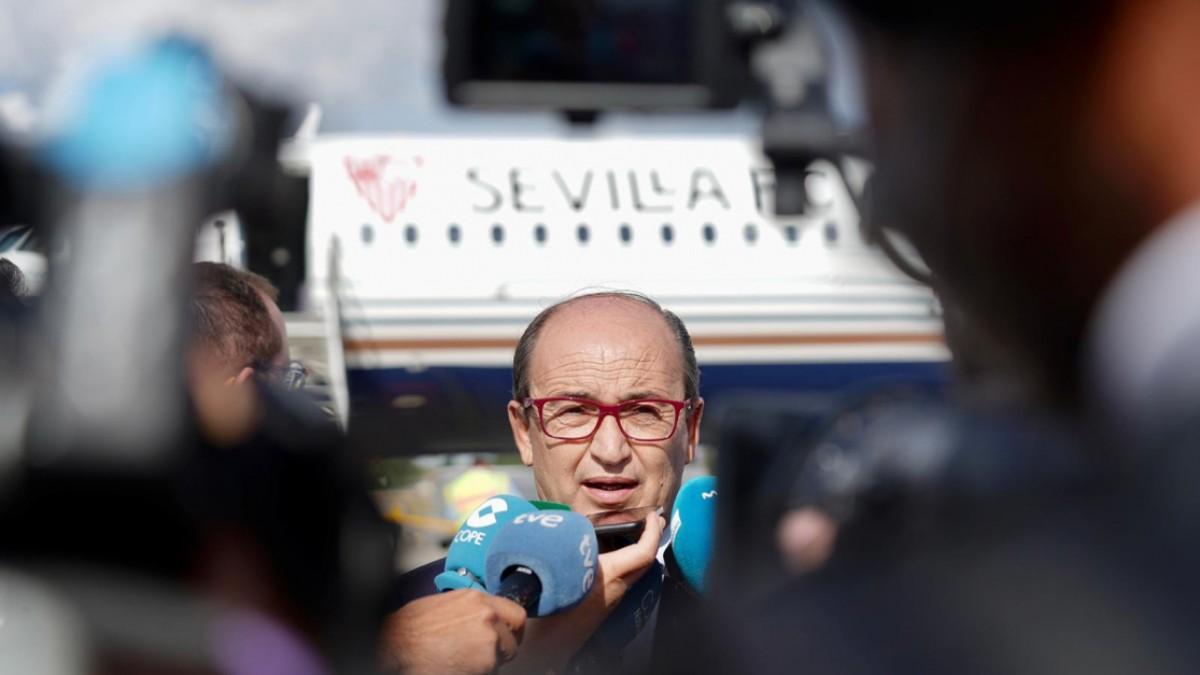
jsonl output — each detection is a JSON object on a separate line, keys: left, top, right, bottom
{"left": 286, "top": 125, "right": 950, "bottom": 455}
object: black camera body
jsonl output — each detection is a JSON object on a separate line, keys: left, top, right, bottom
{"left": 443, "top": 0, "right": 751, "bottom": 112}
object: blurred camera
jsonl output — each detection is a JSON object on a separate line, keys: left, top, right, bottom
{"left": 443, "top": 0, "right": 753, "bottom": 112}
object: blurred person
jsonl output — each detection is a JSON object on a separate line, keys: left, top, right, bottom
{"left": 660, "top": 2, "right": 1200, "bottom": 673}
{"left": 2, "top": 266, "right": 387, "bottom": 674}
{"left": 828, "top": 1, "right": 1200, "bottom": 417}
{"left": 189, "top": 261, "right": 296, "bottom": 388}
{"left": 380, "top": 291, "right": 703, "bottom": 674}
{"left": 180, "top": 263, "right": 386, "bottom": 671}
{"left": 188, "top": 261, "right": 310, "bottom": 444}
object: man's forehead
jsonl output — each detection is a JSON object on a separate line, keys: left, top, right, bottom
{"left": 528, "top": 297, "right": 684, "bottom": 397}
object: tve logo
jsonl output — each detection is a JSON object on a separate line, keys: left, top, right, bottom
{"left": 580, "top": 534, "right": 596, "bottom": 592}
{"left": 513, "top": 512, "right": 565, "bottom": 528}
{"left": 466, "top": 497, "right": 509, "bottom": 528}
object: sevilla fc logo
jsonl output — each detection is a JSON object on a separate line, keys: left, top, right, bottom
{"left": 344, "top": 154, "right": 424, "bottom": 223}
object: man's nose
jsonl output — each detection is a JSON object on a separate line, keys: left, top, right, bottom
{"left": 589, "top": 413, "right": 632, "bottom": 467}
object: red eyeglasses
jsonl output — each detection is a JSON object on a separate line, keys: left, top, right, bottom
{"left": 523, "top": 397, "right": 693, "bottom": 442}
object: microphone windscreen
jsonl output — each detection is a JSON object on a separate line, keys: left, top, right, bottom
{"left": 484, "top": 510, "right": 598, "bottom": 617}
{"left": 435, "top": 494, "right": 537, "bottom": 592}
{"left": 670, "top": 476, "right": 717, "bottom": 594}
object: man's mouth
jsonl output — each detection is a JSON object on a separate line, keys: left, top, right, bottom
{"left": 581, "top": 477, "right": 639, "bottom": 507}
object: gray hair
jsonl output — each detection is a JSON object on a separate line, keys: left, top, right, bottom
{"left": 512, "top": 291, "right": 700, "bottom": 404}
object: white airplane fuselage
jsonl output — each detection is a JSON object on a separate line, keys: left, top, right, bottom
{"left": 301, "top": 134, "right": 948, "bottom": 453}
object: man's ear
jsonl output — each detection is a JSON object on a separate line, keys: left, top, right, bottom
{"left": 227, "top": 366, "right": 255, "bottom": 388}
{"left": 684, "top": 398, "right": 704, "bottom": 465}
{"left": 507, "top": 400, "right": 536, "bottom": 467}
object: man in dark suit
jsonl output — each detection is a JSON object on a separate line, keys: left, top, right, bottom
{"left": 379, "top": 291, "right": 704, "bottom": 674}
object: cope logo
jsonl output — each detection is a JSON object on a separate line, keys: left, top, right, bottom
{"left": 454, "top": 529, "right": 486, "bottom": 545}
{"left": 344, "top": 154, "right": 424, "bottom": 223}
{"left": 466, "top": 497, "right": 509, "bottom": 529}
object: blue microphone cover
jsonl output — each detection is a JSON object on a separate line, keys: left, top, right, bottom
{"left": 670, "top": 476, "right": 717, "bottom": 594}
{"left": 484, "top": 510, "right": 598, "bottom": 617}
{"left": 435, "top": 494, "right": 537, "bottom": 592}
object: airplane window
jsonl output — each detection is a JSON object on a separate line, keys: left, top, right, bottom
{"left": 824, "top": 221, "right": 838, "bottom": 243}
{"left": 661, "top": 223, "right": 674, "bottom": 244}
{"left": 405, "top": 224, "right": 418, "bottom": 244}
{"left": 361, "top": 223, "right": 374, "bottom": 245}
{"left": 785, "top": 225, "right": 799, "bottom": 244}
{"left": 491, "top": 224, "right": 504, "bottom": 245}
{"left": 702, "top": 223, "right": 716, "bottom": 245}
{"left": 577, "top": 224, "right": 589, "bottom": 244}
{"left": 744, "top": 223, "right": 758, "bottom": 244}
{"left": 448, "top": 223, "right": 461, "bottom": 245}
{"left": 619, "top": 223, "right": 632, "bottom": 244}
{"left": 534, "top": 224, "right": 547, "bottom": 244}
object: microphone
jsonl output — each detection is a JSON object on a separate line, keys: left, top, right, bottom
{"left": 434, "top": 494, "right": 537, "bottom": 592}
{"left": 667, "top": 476, "right": 717, "bottom": 594}
{"left": 484, "top": 510, "right": 598, "bottom": 617}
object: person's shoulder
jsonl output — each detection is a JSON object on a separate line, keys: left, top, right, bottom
{"left": 387, "top": 557, "right": 446, "bottom": 612}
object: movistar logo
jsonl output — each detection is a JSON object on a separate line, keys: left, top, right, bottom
{"left": 702, "top": 490, "right": 717, "bottom": 500}
{"left": 466, "top": 497, "right": 509, "bottom": 528}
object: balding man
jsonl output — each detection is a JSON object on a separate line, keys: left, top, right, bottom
{"left": 508, "top": 291, "right": 701, "bottom": 522}
{"left": 381, "top": 291, "right": 703, "bottom": 675}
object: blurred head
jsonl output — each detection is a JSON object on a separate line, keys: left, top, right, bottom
{"left": 190, "top": 262, "right": 288, "bottom": 386}
{"left": 833, "top": 0, "right": 1200, "bottom": 407}
{"left": 507, "top": 292, "right": 703, "bottom": 515}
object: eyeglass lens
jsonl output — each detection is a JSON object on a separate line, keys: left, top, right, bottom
{"left": 540, "top": 400, "right": 677, "bottom": 440}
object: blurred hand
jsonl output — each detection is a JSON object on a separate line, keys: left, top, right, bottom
{"left": 503, "top": 511, "right": 665, "bottom": 673}
{"left": 379, "top": 589, "right": 527, "bottom": 675}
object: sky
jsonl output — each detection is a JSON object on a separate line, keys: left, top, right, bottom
{"left": 0, "top": 0, "right": 767, "bottom": 135}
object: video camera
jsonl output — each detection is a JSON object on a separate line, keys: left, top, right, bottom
{"left": 443, "top": 0, "right": 754, "bottom": 115}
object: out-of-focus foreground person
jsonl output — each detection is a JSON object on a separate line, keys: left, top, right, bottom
{"left": 664, "top": 2, "right": 1200, "bottom": 674}
{"left": 190, "top": 261, "right": 292, "bottom": 386}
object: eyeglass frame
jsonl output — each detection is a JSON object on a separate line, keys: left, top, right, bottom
{"left": 250, "top": 359, "right": 308, "bottom": 390}
{"left": 522, "top": 396, "right": 696, "bottom": 442}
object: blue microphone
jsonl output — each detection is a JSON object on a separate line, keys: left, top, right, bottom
{"left": 667, "top": 476, "right": 717, "bottom": 594}
{"left": 484, "top": 510, "right": 598, "bottom": 617}
{"left": 434, "top": 494, "right": 538, "bottom": 592}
